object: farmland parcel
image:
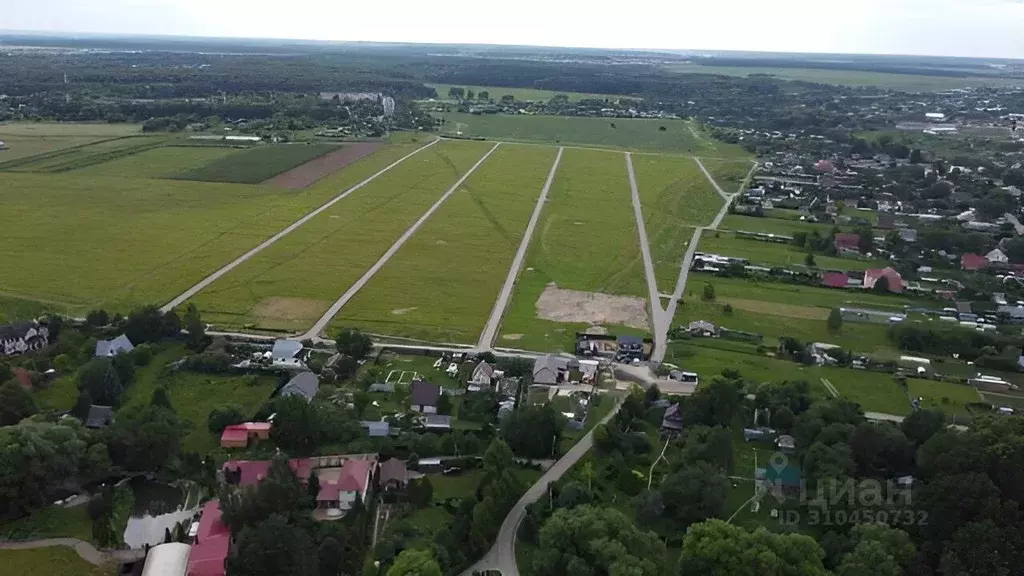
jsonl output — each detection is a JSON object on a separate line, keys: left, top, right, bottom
{"left": 699, "top": 158, "right": 754, "bottom": 194}
{"left": 189, "top": 140, "right": 494, "bottom": 332}
{"left": 439, "top": 113, "right": 750, "bottom": 155}
{"left": 173, "top": 143, "right": 341, "bottom": 184}
{"left": 0, "top": 122, "right": 141, "bottom": 164}
{"left": 0, "top": 137, "right": 429, "bottom": 314}
{"left": 72, "top": 145, "right": 241, "bottom": 179}
{"left": 632, "top": 155, "right": 723, "bottom": 292}
{"left": 331, "top": 144, "right": 558, "bottom": 343}
{"left": 498, "top": 148, "right": 648, "bottom": 352}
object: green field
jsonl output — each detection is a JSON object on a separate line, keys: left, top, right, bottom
{"left": 666, "top": 64, "right": 1024, "bottom": 92}
{"left": 701, "top": 159, "right": 754, "bottom": 194}
{"left": 0, "top": 123, "right": 141, "bottom": 165}
{"left": 73, "top": 145, "right": 240, "bottom": 179}
{"left": 439, "top": 113, "right": 749, "bottom": 155}
{"left": 2, "top": 136, "right": 168, "bottom": 172}
{"left": 0, "top": 546, "right": 106, "bottom": 576}
{"left": 632, "top": 155, "right": 722, "bottom": 291}
{"left": 906, "top": 378, "right": 982, "bottom": 416}
{"left": 0, "top": 504, "right": 92, "bottom": 543}
{"left": 426, "top": 83, "right": 633, "bottom": 102}
{"left": 699, "top": 232, "right": 889, "bottom": 271}
{"left": 498, "top": 148, "right": 647, "bottom": 352}
{"left": 191, "top": 140, "right": 493, "bottom": 331}
{"left": 663, "top": 344, "right": 830, "bottom": 396}
{"left": 0, "top": 294, "right": 53, "bottom": 324}
{"left": 721, "top": 214, "right": 841, "bottom": 236}
{"left": 0, "top": 137, "right": 425, "bottom": 314}
{"left": 332, "top": 144, "right": 557, "bottom": 343}
{"left": 175, "top": 143, "right": 339, "bottom": 184}
{"left": 821, "top": 369, "right": 910, "bottom": 414}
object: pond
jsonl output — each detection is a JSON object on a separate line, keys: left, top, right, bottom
{"left": 122, "top": 477, "right": 203, "bottom": 549}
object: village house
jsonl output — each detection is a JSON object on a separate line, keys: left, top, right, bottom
{"left": 0, "top": 320, "right": 49, "bottom": 357}
{"left": 661, "top": 402, "right": 684, "bottom": 435}
{"left": 863, "top": 267, "right": 904, "bottom": 293}
{"left": 94, "top": 334, "right": 134, "bottom": 357}
{"left": 532, "top": 355, "right": 568, "bottom": 386}
{"left": 361, "top": 421, "right": 391, "bottom": 437}
{"left": 271, "top": 339, "right": 303, "bottom": 362}
{"left": 410, "top": 380, "right": 440, "bottom": 413}
{"left": 961, "top": 253, "right": 989, "bottom": 271}
{"left": 834, "top": 232, "right": 861, "bottom": 255}
{"left": 821, "top": 272, "right": 852, "bottom": 289}
{"left": 469, "top": 361, "right": 495, "bottom": 386}
{"left": 187, "top": 500, "right": 230, "bottom": 576}
{"left": 986, "top": 248, "right": 1009, "bottom": 264}
{"left": 616, "top": 335, "right": 645, "bottom": 362}
{"left": 279, "top": 372, "right": 320, "bottom": 402}
{"left": 220, "top": 422, "right": 272, "bottom": 449}
{"left": 223, "top": 455, "right": 377, "bottom": 516}
{"left": 84, "top": 405, "right": 114, "bottom": 429}
{"left": 378, "top": 458, "right": 408, "bottom": 492}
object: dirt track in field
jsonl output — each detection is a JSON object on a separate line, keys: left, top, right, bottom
{"left": 262, "top": 142, "right": 384, "bottom": 189}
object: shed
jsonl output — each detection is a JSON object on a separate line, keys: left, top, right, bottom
{"left": 410, "top": 380, "right": 441, "bottom": 413}
{"left": 95, "top": 334, "right": 135, "bottom": 357}
{"left": 271, "top": 339, "right": 303, "bottom": 361}
{"left": 280, "top": 372, "right": 319, "bottom": 402}
{"left": 424, "top": 414, "right": 452, "bottom": 431}
{"left": 361, "top": 421, "right": 390, "bottom": 437}
{"left": 141, "top": 542, "right": 191, "bottom": 576}
{"left": 85, "top": 405, "right": 114, "bottom": 429}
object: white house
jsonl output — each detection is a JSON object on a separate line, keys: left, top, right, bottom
{"left": 95, "top": 334, "right": 135, "bottom": 357}
{"left": 470, "top": 361, "right": 495, "bottom": 386}
{"left": 986, "top": 248, "right": 1009, "bottom": 264}
{"left": 1, "top": 321, "right": 49, "bottom": 357}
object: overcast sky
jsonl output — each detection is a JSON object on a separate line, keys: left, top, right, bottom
{"left": 3, "top": 0, "right": 1024, "bottom": 59}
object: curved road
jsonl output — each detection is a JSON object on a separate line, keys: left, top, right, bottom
{"left": 0, "top": 538, "right": 145, "bottom": 565}
{"left": 159, "top": 138, "right": 440, "bottom": 313}
{"left": 461, "top": 399, "right": 622, "bottom": 576}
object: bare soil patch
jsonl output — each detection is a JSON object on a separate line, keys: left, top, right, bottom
{"left": 502, "top": 333, "right": 524, "bottom": 341}
{"left": 725, "top": 298, "right": 828, "bottom": 320}
{"left": 535, "top": 283, "right": 650, "bottom": 330}
{"left": 262, "top": 142, "right": 384, "bottom": 189}
{"left": 252, "top": 297, "right": 330, "bottom": 322}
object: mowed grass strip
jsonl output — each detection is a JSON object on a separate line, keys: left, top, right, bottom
{"left": 174, "top": 143, "right": 339, "bottom": 184}
{"left": 4, "top": 136, "right": 166, "bottom": 172}
{"left": 721, "top": 213, "right": 842, "bottom": 236}
{"left": 0, "top": 135, "right": 109, "bottom": 164}
{"left": 700, "top": 158, "right": 754, "bottom": 194}
{"left": 72, "top": 145, "right": 241, "bottom": 178}
{"left": 0, "top": 139, "right": 427, "bottom": 313}
{"left": 699, "top": 232, "right": 889, "bottom": 271}
{"left": 440, "top": 112, "right": 750, "bottom": 156}
{"left": 190, "top": 140, "right": 495, "bottom": 331}
{"left": 499, "top": 148, "right": 647, "bottom": 352}
{"left": 0, "top": 547, "right": 107, "bottom": 576}
{"left": 633, "top": 155, "right": 722, "bottom": 292}
{"left": 331, "top": 144, "right": 557, "bottom": 343}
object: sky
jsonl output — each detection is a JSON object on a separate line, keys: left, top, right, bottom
{"left": 3, "top": 0, "right": 1024, "bottom": 59}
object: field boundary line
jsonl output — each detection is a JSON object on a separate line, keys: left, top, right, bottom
{"left": 476, "top": 146, "right": 564, "bottom": 350}
{"left": 821, "top": 377, "right": 841, "bottom": 398}
{"left": 158, "top": 138, "right": 440, "bottom": 313}
{"left": 694, "top": 157, "right": 730, "bottom": 201}
{"left": 625, "top": 152, "right": 668, "bottom": 339}
{"left": 300, "top": 142, "right": 503, "bottom": 340}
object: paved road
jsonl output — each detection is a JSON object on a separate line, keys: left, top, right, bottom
{"left": 477, "top": 147, "right": 564, "bottom": 350}
{"left": 865, "top": 412, "right": 905, "bottom": 423}
{"left": 694, "top": 157, "right": 731, "bottom": 201}
{"left": 461, "top": 399, "right": 622, "bottom": 576}
{"left": 0, "top": 538, "right": 146, "bottom": 565}
{"left": 625, "top": 152, "right": 669, "bottom": 343}
{"left": 300, "top": 142, "right": 502, "bottom": 340}
{"left": 159, "top": 138, "right": 440, "bottom": 313}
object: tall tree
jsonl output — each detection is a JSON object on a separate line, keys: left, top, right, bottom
{"left": 660, "top": 462, "right": 728, "bottom": 528}
{"left": 184, "top": 303, "right": 206, "bottom": 352}
{"left": 150, "top": 386, "right": 175, "bottom": 412}
{"left": 77, "top": 358, "right": 123, "bottom": 406}
{"left": 827, "top": 308, "right": 843, "bottom": 332}
{"left": 532, "top": 505, "right": 665, "bottom": 576}
{"left": 317, "top": 536, "right": 345, "bottom": 576}
{"left": 106, "top": 405, "right": 182, "bottom": 472}
{"left": 227, "top": 514, "right": 316, "bottom": 576}
{"left": 270, "top": 395, "right": 321, "bottom": 455}
{"left": 901, "top": 408, "right": 945, "bottom": 446}
{"left": 71, "top": 389, "right": 93, "bottom": 421}
{"left": 386, "top": 549, "right": 442, "bottom": 576}
{"left": 501, "top": 404, "right": 561, "bottom": 458}
{"left": 679, "top": 519, "right": 829, "bottom": 576}
{"left": 334, "top": 328, "right": 373, "bottom": 360}
{"left": 0, "top": 381, "right": 38, "bottom": 426}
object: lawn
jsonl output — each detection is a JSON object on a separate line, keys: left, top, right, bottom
{"left": 632, "top": 155, "right": 723, "bottom": 292}
{"left": 721, "top": 214, "right": 843, "bottom": 236}
{"left": 73, "top": 145, "right": 241, "bottom": 179}
{"left": 374, "top": 352, "right": 465, "bottom": 389}
{"left": 0, "top": 122, "right": 140, "bottom": 165}
{"left": 0, "top": 294, "right": 53, "bottom": 324}
{"left": 331, "top": 144, "right": 558, "bottom": 343}
{"left": 498, "top": 148, "right": 648, "bottom": 352}
{"left": 906, "top": 378, "right": 982, "bottom": 416}
{"left": 666, "top": 63, "right": 1024, "bottom": 92}
{"left": 695, "top": 275, "right": 919, "bottom": 311}
{"left": 699, "top": 232, "right": 890, "bottom": 271}
{"left": 174, "top": 143, "right": 340, "bottom": 184}
{"left": 0, "top": 137, "right": 427, "bottom": 315}
{"left": 438, "top": 113, "right": 749, "bottom": 156}
{"left": 0, "top": 135, "right": 109, "bottom": 164}
{"left": 117, "top": 345, "right": 277, "bottom": 454}
{"left": 191, "top": 140, "right": 494, "bottom": 332}
{"left": 821, "top": 368, "right": 911, "bottom": 415}
{"left": 699, "top": 159, "right": 754, "bottom": 195}
{"left": 426, "top": 83, "right": 633, "bottom": 102}
{"left": 0, "top": 504, "right": 93, "bottom": 542}
{"left": 0, "top": 547, "right": 108, "bottom": 576}
{"left": 663, "top": 344, "right": 830, "bottom": 397}
{"left": 3, "top": 136, "right": 168, "bottom": 172}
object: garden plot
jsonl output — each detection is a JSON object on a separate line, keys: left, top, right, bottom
{"left": 190, "top": 140, "right": 494, "bottom": 332}
{"left": 385, "top": 370, "right": 421, "bottom": 385}
{"left": 498, "top": 148, "right": 649, "bottom": 352}
{"left": 632, "top": 155, "right": 723, "bottom": 291}
{"left": 331, "top": 144, "right": 558, "bottom": 343}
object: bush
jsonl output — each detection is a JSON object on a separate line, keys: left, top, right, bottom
{"left": 179, "top": 352, "right": 234, "bottom": 374}
{"left": 208, "top": 404, "right": 247, "bottom": 434}
{"left": 131, "top": 344, "right": 153, "bottom": 366}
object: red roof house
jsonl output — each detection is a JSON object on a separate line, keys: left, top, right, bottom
{"left": 222, "top": 456, "right": 376, "bottom": 512}
{"left": 219, "top": 422, "right": 272, "bottom": 449}
{"left": 187, "top": 500, "right": 230, "bottom": 576}
{"left": 834, "top": 233, "right": 861, "bottom": 254}
{"left": 961, "top": 253, "right": 989, "bottom": 271}
{"left": 814, "top": 159, "right": 836, "bottom": 173}
{"left": 12, "top": 367, "right": 33, "bottom": 390}
{"left": 821, "top": 272, "right": 851, "bottom": 289}
{"left": 864, "top": 267, "right": 904, "bottom": 293}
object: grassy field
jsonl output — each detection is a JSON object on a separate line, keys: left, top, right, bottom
{"left": 693, "top": 275, "right": 916, "bottom": 310}
{"left": 0, "top": 136, "right": 427, "bottom": 314}
{"left": 721, "top": 214, "right": 842, "bottom": 235}
{"left": 439, "top": 113, "right": 749, "bottom": 155}
{"left": 0, "top": 294, "right": 53, "bottom": 324}
{"left": 2, "top": 136, "right": 167, "bottom": 172}
{"left": 426, "top": 83, "right": 633, "bottom": 102}
{"left": 175, "top": 143, "right": 339, "bottom": 184}
{"left": 191, "top": 140, "right": 494, "bottom": 331}
{"left": 906, "top": 378, "right": 982, "bottom": 416}
{"left": 0, "top": 547, "right": 108, "bottom": 576}
{"left": 632, "top": 155, "right": 722, "bottom": 291}
{"left": 73, "top": 145, "right": 240, "bottom": 179}
{"left": 700, "top": 159, "right": 754, "bottom": 194}
{"left": 0, "top": 504, "right": 92, "bottom": 542}
{"left": 331, "top": 144, "right": 557, "bottom": 343}
{"left": 0, "top": 123, "right": 141, "bottom": 164}
{"left": 666, "top": 64, "right": 1024, "bottom": 92}
{"left": 699, "top": 232, "right": 890, "bottom": 271}
{"left": 821, "top": 368, "right": 910, "bottom": 414}
{"left": 498, "top": 148, "right": 647, "bottom": 352}
{"left": 664, "top": 344, "right": 829, "bottom": 396}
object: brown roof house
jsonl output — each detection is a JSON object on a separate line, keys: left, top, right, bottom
{"left": 410, "top": 380, "right": 440, "bottom": 414}
{"left": 661, "top": 403, "right": 684, "bottom": 435}
{"left": 378, "top": 458, "right": 408, "bottom": 491}
{"left": 834, "top": 233, "right": 861, "bottom": 255}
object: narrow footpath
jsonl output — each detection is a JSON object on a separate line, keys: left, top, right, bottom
{"left": 0, "top": 538, "right": 145, "bottom": 566}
